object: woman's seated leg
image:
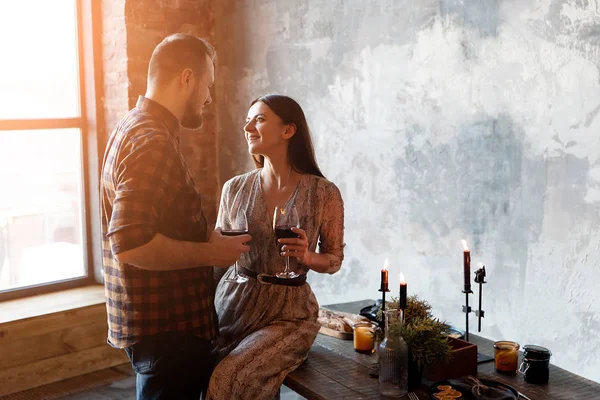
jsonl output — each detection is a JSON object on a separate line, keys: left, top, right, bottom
{"left": 208, "top": 320, "right": 315, "bottom": 400}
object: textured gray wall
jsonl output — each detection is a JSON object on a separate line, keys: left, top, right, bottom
{"left": 215, "top": 0, "right": 600, "bottom": 381}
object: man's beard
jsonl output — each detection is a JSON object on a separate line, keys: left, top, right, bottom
{"left": 181, "top": 91, "right": 203, "bottom": 130}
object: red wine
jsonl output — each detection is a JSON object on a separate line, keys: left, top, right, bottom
{"left": 275, "top": 227, "right": 298, "bottom": 251}
{"left": 222, "top": 229, "right": 249, "bottom": 237}
{"left": 274, "top": 227, "right": 298, "bottom": 240}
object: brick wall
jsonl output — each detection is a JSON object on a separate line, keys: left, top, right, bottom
{"left": 102, "top": 0, "right": 219, "bottom": 225}
{"left": 101, "top": 0, "right": 128, "bottom": 142}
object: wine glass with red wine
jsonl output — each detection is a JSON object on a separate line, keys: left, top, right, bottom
{"left": 221, "top": 211, "right": 249, "bottom": 283}
{"left": 273, "top": 205, "right": 300, "bottom": 279}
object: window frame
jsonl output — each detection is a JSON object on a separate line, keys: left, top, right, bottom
{"left": 0, "top": 0, "right": 104, "bottom": 301}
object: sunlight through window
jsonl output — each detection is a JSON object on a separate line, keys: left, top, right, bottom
{"left": 0, "top": 0, "right": 86, "bottom": 292}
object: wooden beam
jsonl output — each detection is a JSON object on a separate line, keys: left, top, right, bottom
{"left": 0, "top": 285, "right": 105, "bottom": 325}
{"left": 0, "top": 304, "right": 106, "bottom": 343}
{"left": 0, "top": 118, "right": 81, "bottom": 131}
{"left": 0, "top": 344, "right": 128, "bottom": 396}
{"left": 2, "top": 321, "right": 109, "bottom": 370}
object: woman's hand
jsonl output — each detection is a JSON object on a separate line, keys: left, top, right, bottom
{"left": 279, "top": 227, "right": 312, "bottom": 266}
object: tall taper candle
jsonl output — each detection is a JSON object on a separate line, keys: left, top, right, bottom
{"left": 461, "top": 240, "right": 471, "bottom": 292}
{"left": 380, "top": 259, "right": 389, "bottom": 292}
{"left": 399, "top": 273, "right": 407, "bottom": 310}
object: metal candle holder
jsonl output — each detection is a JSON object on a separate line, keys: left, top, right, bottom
{"left": 472, "top": 265, "right": 494, "bottom": 363}
{"left": 378, "top": 286, "right": 390, "bottom": 330}
{"left": 474, "top": 265, "right": 486, "bottom": 332}
{"left": 462, "top": 287, "right": 473, "bottom": 341}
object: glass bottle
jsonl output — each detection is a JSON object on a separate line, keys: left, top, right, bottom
{"left": 378, "top": 309, "right": 409, "bottom": 397}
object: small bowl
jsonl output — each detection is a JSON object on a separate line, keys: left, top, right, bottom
{"left": 447, "top": 326, "right": 465, "bottom": 340}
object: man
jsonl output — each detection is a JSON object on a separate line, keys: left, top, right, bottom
{"left": 100, "top": 33, "right": 250, "bottom": 400}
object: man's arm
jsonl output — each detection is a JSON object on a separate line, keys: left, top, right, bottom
{"left": 115, "top": 230, "right": 251, "bottom": 271}
{"left": 106, "top": 135, "right": 250, "bottom": 271}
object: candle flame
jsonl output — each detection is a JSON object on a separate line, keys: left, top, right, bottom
{"left": 461, "top": 239, "right": 469, "bottom": 252}
{"left": 383, "top": 258, "right": 389, "bottom": 270}
{"left": 399, "top": 272, "right": 406, "bottom": 284}
{"left": 478, "top": 262, "right": 484, "bottom": 267}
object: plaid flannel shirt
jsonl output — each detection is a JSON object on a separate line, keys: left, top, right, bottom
{"left": 100, "top": 96, "right": 217, "bottom": 349}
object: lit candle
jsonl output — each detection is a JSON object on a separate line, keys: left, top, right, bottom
{"left": 399, "top": 272, "right": 407, "bottom": 310}
{"left": 461, "top": 239, "right": 471, "bottom": 292}
{"left": 380, "top": 258, "right": 389, "bottom": 291}
{"left": 353, "top": 323, "right": 376, "bottom": 354}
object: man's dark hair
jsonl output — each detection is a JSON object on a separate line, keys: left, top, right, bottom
{"left": 148, "top": 33, "right": 216, "bottom": 87}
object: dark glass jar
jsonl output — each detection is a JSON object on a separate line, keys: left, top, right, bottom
{"left": 519, "top": 345, "right": 552, "bottom": 384}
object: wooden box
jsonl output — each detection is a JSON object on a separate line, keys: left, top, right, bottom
{"left": 423, "top": 337, "right": 478, "bottom": 381}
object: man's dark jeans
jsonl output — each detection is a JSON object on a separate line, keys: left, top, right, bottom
{"left": 124, "top": 333, "right": 214, "bottom": 400}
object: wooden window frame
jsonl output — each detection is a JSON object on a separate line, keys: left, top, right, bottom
{"left": 0, "top": 0, "right": 104, "bottom": 302}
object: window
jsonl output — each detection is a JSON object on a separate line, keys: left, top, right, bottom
{"left": 0, "top": 0, "right": 102, "bottom": 300}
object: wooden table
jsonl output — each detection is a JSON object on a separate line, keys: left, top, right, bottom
{"left": 284, "top": 300, "right": 600, "bottom": 400}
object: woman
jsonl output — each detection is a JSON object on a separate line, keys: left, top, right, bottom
{"left": 207, "top": 94, "right": 345, "bottom": 399}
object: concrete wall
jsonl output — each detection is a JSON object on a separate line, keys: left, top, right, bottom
{"left": 215, "top": 0, "right": 600, "bottom": 382}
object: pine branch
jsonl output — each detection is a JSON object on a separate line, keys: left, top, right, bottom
{"left": 375, "top": 295, "right": 454, "bottom": 369}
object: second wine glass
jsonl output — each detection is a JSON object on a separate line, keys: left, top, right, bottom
{"left": 273, "top": 205, "right": 300, "bottom": 279}
{"left": 222, "top": 211, "right": 249, "bottom": 283}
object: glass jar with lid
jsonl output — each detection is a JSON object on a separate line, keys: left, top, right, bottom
{"left": 519, "top": 345, "right": 552, "bottom": 384}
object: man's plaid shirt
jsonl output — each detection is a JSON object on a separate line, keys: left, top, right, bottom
{"left": 101, "top": 96, "right": 218, "bottom": 349}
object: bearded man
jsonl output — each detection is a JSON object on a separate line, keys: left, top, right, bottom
{"left": 100, "top": 33, "right": 251, "bottom": 400}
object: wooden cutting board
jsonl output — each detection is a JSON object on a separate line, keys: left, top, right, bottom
{"left": 317, "top": 308, "right": 371, "bottom": 340}
{"left": 318, "top": 325, "right": 353, "bottom": 340}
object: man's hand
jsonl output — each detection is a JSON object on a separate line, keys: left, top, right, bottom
{"left": 113, "top": 231, "right": 251, "bottom": 272}
{"left": 209, "top": 229, "right": 251, "bottom": 268}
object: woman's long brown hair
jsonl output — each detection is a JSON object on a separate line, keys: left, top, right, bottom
{"left": 250, "top": 94, "right": 325, "bottom": 179}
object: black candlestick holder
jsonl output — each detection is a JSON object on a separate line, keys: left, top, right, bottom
{"left": 474, "top": 265, "right": 486, "bottom": 332}
{"left": 468, "top": 265, "right": 494, "bottom": 364}
{"left": 378, "top": 286, "right": 390, "bottom": 330}
{"left": 462, "top": 287, "right": 473, "bottom": 341}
